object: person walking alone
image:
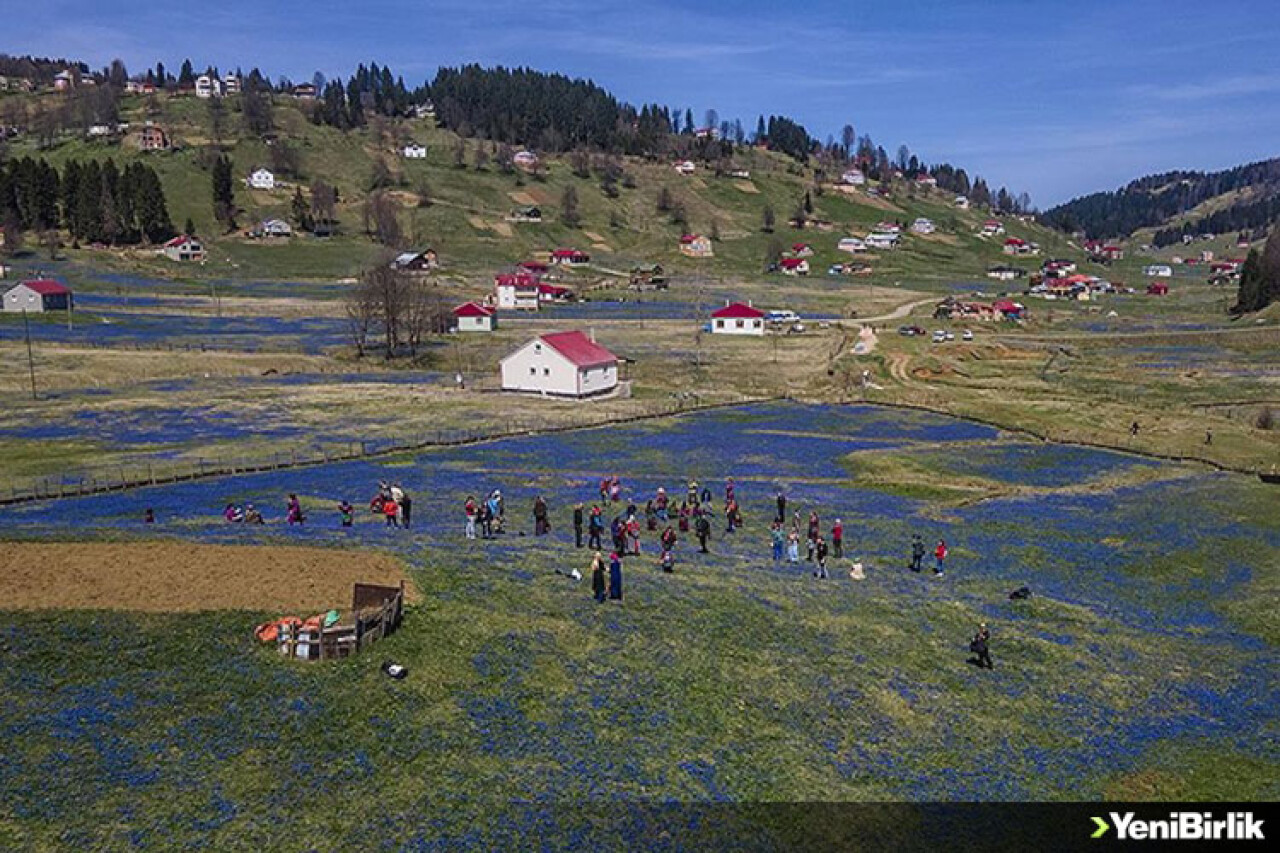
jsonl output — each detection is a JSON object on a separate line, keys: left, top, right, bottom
{"left": 910, "top": 534, "right": 925, "bottom": 572}
{"left": 970, "top": 623, "right": 992, "bottom": 669}
{"left": 776, "top": 489, "right": 786, "bottom": 525}
{"left": 832, "top": 519, "right": 844, "bottom": 559}
{"left": 573, "top": 503, "right": 584, "bottom": 548}
{"left": 464, "top": 495, "right": 478, "bottom": 540}
{"left": 934, "top": 539, "right": 948, "bottom": 577}
{"left": 533, "top": 495, "right": 549, "bottom": 536}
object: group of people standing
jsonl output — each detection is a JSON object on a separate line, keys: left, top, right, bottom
{"left": 370, "top": 482, "right": 413, "bottom": 528}
{"left": 768, "top": 499, "right": 846, "bottom": 580}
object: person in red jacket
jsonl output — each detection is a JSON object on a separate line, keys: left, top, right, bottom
{"left": 934, "top": 539, "right": 947, "bottom": 576}
{"left": 832, "top": 519, "right": 844, "bottom": 559}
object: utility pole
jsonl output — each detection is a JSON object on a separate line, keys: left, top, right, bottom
{"left": 22, "top": 309, "right": 37, "bottom": 400}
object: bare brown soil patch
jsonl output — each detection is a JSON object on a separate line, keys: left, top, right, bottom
{"left": 733, "top": 181, "right": 759, "bottom": 194}
{"left": 0, "top": 541, "right": 417, "bottom": 613}
{"left": 507, "top": 190, "right": 539, "bottom": 206}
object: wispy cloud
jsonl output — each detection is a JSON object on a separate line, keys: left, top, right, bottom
{"left": 1129, "top": 74, "right": 1280, "bottom": 101}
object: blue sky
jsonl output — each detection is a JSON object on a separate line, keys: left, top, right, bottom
{"left": 7, "top": 0, "right": 1280, "bottom": 206}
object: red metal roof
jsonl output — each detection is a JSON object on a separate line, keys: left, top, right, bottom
{"left": 518, "top": 260, "right": 549, "bottom": 272}
{"left": 538, "top": 283, "right": 571, "bottom": 296}
{"left": 19, "top": 279, "right": 70, "bottom": 295}
{"left": 780, "top": 258, "right": 806, "bottom": 269}
{"left": 792, "top": 242, "right": 810, "bottom": 250}
{"left": 711, "top": 302, "right": 764, "bottom": 319}
{"left": 164, "top": 234, "right": 197, "bottom": 248}
{"left": 540, "top": 331, "right": 617, "bottom": 368}
{"left": 992, "top": 299, "right": 1023, "bottom": 312}
{"left": 679, "top": 234, "right": 703, "bottom": 243}
{"left": 552, "top": 248, "right": 588, "bottom": 259}
{"left": 495, "top": 272, "right": 540, "bottom": 288}
{"left": 453, "top": 301, "right": 494, "bottom": 317}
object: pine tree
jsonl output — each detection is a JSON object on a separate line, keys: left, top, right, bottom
{"left": 212, "top": 155, "right": 235, "bottom": 231}
{"left": 560, "top": 185, "right": 580, "bottom": 228}
{"left": 184, "top": 216, "right": 196, "bottom": 237}
{"left": 178, "top": 59, "right": 195, "bottom": 87}
{"left": 291, "top": 186, "right": 310, "bottom": 229}
{"left": 761, "top": 204, "right": 775, "bottom": 233}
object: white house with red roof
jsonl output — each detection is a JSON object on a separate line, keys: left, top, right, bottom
{"left": 453, "top": 301, "right": 496, "bottom": 332}
{"left": 163, "top": 234, "right": 206, "bottom": 262}
{"left": 779, "top": 257, "right": 810, "bottom": 276}
{"left": 710, "top": 301, "right": 765, "bottom": 335}
{"left": 679, "top": 234, "right": 714, "bottom": 258}
{"left": 495, "top": 272, "right": 542, "bottom": 310}
{"left": 500, "top": 330, "right": 619, "bottom": 397}
{"left": 4, "top": 279, "right": 72, "bottom": 313}
{"left": 790, "top": 242, "right": 814, "bottom": 257}
{"left": 550, "top": 248, "right": 590, "bottom": 266}
{"left": 981, "top": 220, "right": 1005, "bottom": 236}
{"left": 915, "top": 172, "right": 938, "bottom": 187}
{"left": 840, "top": 168, "right": 866, "bottom": 185}
{"left": 673, "top": 160, "right": 696, "bottom": 175}
{"left": 513, "top": 150, "right": 539, "bottom": 169}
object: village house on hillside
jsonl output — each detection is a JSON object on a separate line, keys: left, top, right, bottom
{"left": 453, "top": 301, "right": 496, "bottom": 332}
{"left": 550, "top": 248, "right": 590, "bottom": 266}
{"left": 865, "top": 232, "right": 900, "bottom": 250}
{"left": 790, "top": 243, "right": 814, "bottom": 257}
{"left": 710, "top": 301, "right": 765, "bottom": 335}
{"left": 981, "top": 220, "right": 1005, "bottom": 236}
{"left": 987, "top": 265, "right": 1026, "bottom": 281}
{"left": 258, "top": 218, "right": 292, "bottom": 238}
{"left": 673, "top": 160, "right": 696, "bottom": 175}
{"left": 915, "top": 172, "right": 938, "bottom": 187}
{"left": 513, "top": 150, "right": 539, "bottom": 170}
{"left": 1144, "top": 264, "right": 1173, "bottom": 277}
{"left": 195, "top": 73, "right": 223, "bottom": 99}
{"left": 500, "top": 330, "right": 619, "bottom": 398}
{"left": 505, "top": 206, "right": 542, "bottom": 223}
{"left": 1003, "top": 237, "right": 1039, "bottom": 256}
{"left": 402, "top": 143, "right": 427, "bottom": 159}
{"left": 292, "top": 83, "right": 316, "bottom": 99}
{"left": 679, "top": 234, "right": 714, "bottom": 258}
{"left": 135, "top": 123, "right": 169, "bottom": 151}
{"left": 629, "top": 263, "right": 667, "bottom": 289}
{"left": 841, "top": 168, "right": 866, "bottom": 185}
{"left": 4, "top": 279, "right": 72, "bottom": 313}
{"left": 53, "top": 70, "right": 75, "bottom": 91}
{"left": 223, "top": 73, "right": 241, "bottom": 95}
{"left": 391, "top": 249, "right": 439, "bottom": 273}
{"left": 779, "top": 257, "right": 810, "bottom": 276}
{"left": 249, "top": 168, "right": 275, "bottom": 190}
{"left": 838, "top": 237, "right": 867, "bottom": 254}
{"left": 955, "top": 196, "right": 970, "bottom": 209}
{"left": 163, "top": 234, "right": 205, "bottom": 262}
{"left": 495, "top": 272, "right": 541, "bottom": 310}
{"left": 911, "top": 218, "right": 936, "bottom": 234}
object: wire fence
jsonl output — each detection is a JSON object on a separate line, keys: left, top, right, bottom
{"left": 0, "top": 394, "right": 782, "bottom": 506}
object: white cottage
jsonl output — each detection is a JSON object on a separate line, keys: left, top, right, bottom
{"left": 500, "top": 331, "right": 618, "bottom": 397}
{"left": 4, "top": 279, "right": 72, "bottom": 313}
{"left": 402, "top": 143, "right": 427, "bottom": 159}
{"left": 453, "top": 301, "right": 496, "bottom": 332}
{"left": 249, "top": 168, "right": 275, "bottom": 190}
{"left": 710, "top": 301, "right": 765, "bottom": 335}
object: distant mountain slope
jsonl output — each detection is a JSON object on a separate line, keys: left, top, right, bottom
{"left": 1042, "top": 158, "right": 1280, "bottom": 244}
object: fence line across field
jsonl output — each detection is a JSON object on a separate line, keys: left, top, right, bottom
{"left": 0, "top": 395, "right": 783, "bottom": 506}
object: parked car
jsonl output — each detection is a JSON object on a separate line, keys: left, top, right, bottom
{"left": 898, "top": 325, "right": 925, "bottom": 336}
{"left": 962, "top": 329, "right": 974, "bottom": 341}
{"left": 945, "top": 331, "right": 956, "bottom": 341}
{"left": 932, "top": 330, "right": 946, "bottom": 343}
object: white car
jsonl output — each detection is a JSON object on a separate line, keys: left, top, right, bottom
{"left": 945, "top": 331, "right": 956, "bottom": 341}
{"left": 962, "top": 330, "right": 974, "bottom": 341}
{"left": 932, "top": 330, "right": 946, "bottom": 343}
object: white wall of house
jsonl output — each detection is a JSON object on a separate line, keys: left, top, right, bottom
{"left": 457, "top": 314, "right": 495, "bottom": 332}
{"left": 711, "top": 316, "right": 764, "bottom": 336}
{"left": 249, "top": 169, "right": 275, "bottom": 190}
{"left": 500, "top": 339, "right": 617, "bottom": 396}
{"left": 495, "top": 284, "right": 538, "bottom": 310}
{"left": 4, "top": 284, "right": 51, "bottom": 313}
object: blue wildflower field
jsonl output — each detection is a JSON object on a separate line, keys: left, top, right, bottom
{"left": 0, "top": 401, "right": 1276, "bottom": 849}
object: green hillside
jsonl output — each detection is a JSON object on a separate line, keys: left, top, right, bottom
{"left": 2, "top": 89, "right": 1084, "bottom": 287}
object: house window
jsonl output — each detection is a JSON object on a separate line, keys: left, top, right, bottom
{"left": 534, "top": 343, "right": 541, "bottom": 353}
{"left": 529, "top": 367, "right": 536, "bottom": 376}
{"left": 752, "top": 320, "right": 761, "bottom": 328}
{"left": 543, "top": 368, "right": 550, "bottom": 376}
{"left": 736, "top": 320, "right": 744, "bottom": 328}
{"left": 715, "top": 320, "right": 724, "bottom": 329}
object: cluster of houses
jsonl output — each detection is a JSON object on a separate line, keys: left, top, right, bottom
{"left": 1082, "top": 240, "right": 1124, "bottom": 263}
{"left": 1003, "top": 236, "right": 1040, "bottom": 256}
{"left": 3, "top": 279, "right": 72, "bottom": 313}
{"left": 934, "top": 296, "right": 1026, "bottom": 321}
{"left": 194, "top": 72, "right": 242, "bottom": 99}
{"left": 866, "top": 222, "right": 902, "bottom": 250}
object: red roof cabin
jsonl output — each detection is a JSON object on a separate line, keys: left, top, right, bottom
{"left": 4, "top": 279, "right": 72, "bottom": 313}
{"left": 500, "top": 330, "right": 619, "bottom": 398}
{"left": 550, "top": 248, "right": 590, "bottom": 266}
{"left": 1146, "top": 282, "right": 1169, "bottom": 296}
{"left": 453, "top": 301, "right": 496, "bottom": 332}
{"left": 710, "top": 301, "right": 765, "bottom": 335}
